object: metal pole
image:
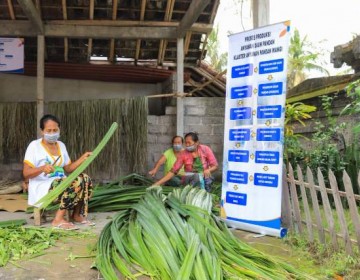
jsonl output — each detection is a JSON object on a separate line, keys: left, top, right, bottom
{"left": 176, "top": 37, "right": 184, "bottom": 136}
{"left": 36, "top": 35, "right": 45, "bottom": 138}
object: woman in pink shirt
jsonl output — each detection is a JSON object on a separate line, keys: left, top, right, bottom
{"left": 153, "top": 132, "right": 218, "bottom": 191}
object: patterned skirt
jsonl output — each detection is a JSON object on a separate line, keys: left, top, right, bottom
{"left": 49, "top": 173, "right": 93, "bottom": 216}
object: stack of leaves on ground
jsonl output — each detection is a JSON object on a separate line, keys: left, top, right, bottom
{"left": 96, "top": 186, "right": 311, "bottom": 279}
{"left": 0, "top": 223, "right": 93, "bottom": 267}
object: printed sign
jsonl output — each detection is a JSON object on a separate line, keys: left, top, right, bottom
{"left": 221, "top": 21, "right": 291, "bottom": 238}
{"left": 0, "top": 38, "right": 24, "bottom": 73}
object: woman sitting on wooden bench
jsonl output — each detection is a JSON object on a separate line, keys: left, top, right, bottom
{"left": 23, "top": 114, "right": 95, "bottom": 230}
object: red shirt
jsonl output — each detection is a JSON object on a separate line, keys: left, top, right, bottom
{"left": 171, "top": 144, "right": 218, "bottom": 174}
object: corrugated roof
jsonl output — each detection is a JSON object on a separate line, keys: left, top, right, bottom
{"left": 23, "top": 61, "right": 174, "bottom": 84}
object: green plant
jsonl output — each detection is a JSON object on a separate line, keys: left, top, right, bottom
{"left": 341, "top": 79, "right": 360, "bottom": 134}
{"left": 287, "top": 29, "right": 329, "bottom": 89}
{"left": 284, "top": 102, "right": 316, "bottom": 167}
{"left": 305, "top": 95, "right": 346, "bottom": 182}
{"left": 205, "top": 24, "right": 228, "bottom": 71}
{"left": 285, "top": 234, "right": 360, "bottom": 278}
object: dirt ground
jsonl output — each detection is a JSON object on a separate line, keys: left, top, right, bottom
{"left": 0, "top": 210, "right": 322, "bottom": 280}
{"left": 0, "top": 211, "right": 114, "bottom": 280}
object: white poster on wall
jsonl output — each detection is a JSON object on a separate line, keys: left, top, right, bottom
{"left": 221, "top": 21, "right": 291, "bottom": 237}
{"left": 0, "top": 38, "right": 24, "bottom": 73}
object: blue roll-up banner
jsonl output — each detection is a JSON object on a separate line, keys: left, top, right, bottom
{"left": 221, "top": 21, "right": 291, "bottom": 238}
{"left": 0, "top": 38, "right": 24, "bottom": 73}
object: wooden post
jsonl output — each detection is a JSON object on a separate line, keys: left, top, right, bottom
{"left": 329, "top": 170, "right": 353, "bottom": 255}
{"left": 37, "top": 35, "right": 45, "bottom": 137}
{"left": 288, "top": 164, "right": 302, "bottom": 233}
{"left": 297, "top": 165, "right": 313, "bottom": 241}
{"left": 318, "top": 168, "right": 338, "bottom": 250}
{"left": 176, "top": 37, "right": 184, "bottom": 136}
{"left": 33, "top": 208, "right": 41, "bottom": 226}
{"left": 307, "top": 167, "right": 325, "bottom": 243}
{"left": 281, "top": 165, "right": 292, "bottom": 229}
{"left": 343, "top": 171, "right": 360, "bottom": 252}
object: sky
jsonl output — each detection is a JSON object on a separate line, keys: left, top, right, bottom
{"left": 213, "top": 0, "right": 360, "bottom": 76}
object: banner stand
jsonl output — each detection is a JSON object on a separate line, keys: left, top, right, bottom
{"left": 221, "top": 21, "right": 291, "bottom": 238}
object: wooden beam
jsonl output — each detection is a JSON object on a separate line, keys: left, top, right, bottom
{"left": 109, "top": 39, "right": 115, "bottom": 62}
{"left": 140, "top": 0, "right": 146, "bottom": 21}
{"left": 209, "top": 0, "right": 220, "bottom": 23}
{"left": 62, "top": 0, "right": 68, "bottom": 62}
{"left": 17, "top": 0, "right": 43, "bottom": 33}
{"left": 89, "top": 0, "right": 94, "bottom": 19}
{"left": 88, "top": 38, "right": 93, "bottom": 59}
{"left": 157, "top": 40, "right": 164, "bottom": 65}
{"left": 189, "top": 69, "right": 226, "bottom": 95}
{"left": 184, "top": 31, "right": 192, "bottom": 55}
{"left": 37, "top": 35, "right": 45, "bottom": 138}
{"left": 64, "top": 38, "right": 68, "bottom": 62}
{"left": 0, "top": 21, "right": 212, "bottom": 38}
{"left": 177, "top": 0, "right": 210, "bottom": 38}
{"left": 109, "top": 0, "right": 118, "bottom": 63}
{"left": 200, "top": 34, "right": 209, "bottom": 64}
{"left": 112, "top": 0, "right": 118, "bottom": 20}
{"left": 7, "top": 0, "right": 15, "bottom": 20}
{"left": 47, "top": 20, "right": 212, "bottom": 31}
{"left": 135, "top": 0, "right": 146, "bottom": 64}
{"left": 159, "top": 0, "right": 174, "bottom": 65}
{"left": 45, "top": 25, "right": 176, "bottom": 39}
{"left": 88, "top": 0, "right": 94, "bottom": 61}
{"left": 135, "top": 39, "right": 141, "bottom": 64}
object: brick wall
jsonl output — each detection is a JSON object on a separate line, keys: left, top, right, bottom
{"left": 147, "top": 97, "right": 225, "bottom": 180}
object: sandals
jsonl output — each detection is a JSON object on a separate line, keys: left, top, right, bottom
{"left": 73, "top": 220, "right": 96, "bottom": 226}
{"left": 52, "top": 222, "right": 79, "bottom": 231}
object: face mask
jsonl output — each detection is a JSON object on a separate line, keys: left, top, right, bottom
{"left": 186, "top": 144, "right": 196, "bottom": 152}
{"left": 173, "top": 144, "right": 182, "bottom": 151}
{"left": 44, "top": 132, "right": 60, "bottom": 143}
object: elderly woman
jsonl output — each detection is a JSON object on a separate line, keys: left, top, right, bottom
{"left": 153, "top": 132, "right": 218, "bottom": 192}
{"left": 23, "top": 114, "right": 94, "bottom": 230}
{"left": 148, "top": 135, "right": 184, "bottom": 186}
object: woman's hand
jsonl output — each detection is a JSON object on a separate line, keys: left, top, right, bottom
{"left": 42, "top": 163, "right": 55, "bottom": 175}
{"left": 203, "top": 169, "right": 211, "bottom": 179}
{"left": 148, "top": 168, "right": 157, "bottom": 177}
{"left": 80, "top": 152, "right": 92, "bottom": 162}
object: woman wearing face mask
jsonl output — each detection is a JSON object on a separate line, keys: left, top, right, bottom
{"left": 23, "top": 114, "right": 94, "bottom": 230}
{"left": 153, "top": 132, "right": 218, "bottom": 192}
{"left": 148, "top": 135, "right": 184, "bottom": 186}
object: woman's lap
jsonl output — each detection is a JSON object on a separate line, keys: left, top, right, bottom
{"left": 49, "top": 173, "right": 93, "bottom": 214}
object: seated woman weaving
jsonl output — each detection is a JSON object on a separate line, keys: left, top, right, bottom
{"left": 23, "top": 114, "right": 94, "bottom": 230}
{"left": 153, "top": 132, "right": 218, "bottom": 192}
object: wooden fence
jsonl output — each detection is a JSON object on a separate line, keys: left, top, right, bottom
{"left": 282, "top": 164, "right": 360, "bottom": 255}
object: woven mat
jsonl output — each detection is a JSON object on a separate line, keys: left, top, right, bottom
{"left": 0, "top": 194, "right": 28, "bottom": 212}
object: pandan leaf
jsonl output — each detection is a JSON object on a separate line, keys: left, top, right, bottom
{"left": 36, "top": 122, "right": 118, "bottom": 209}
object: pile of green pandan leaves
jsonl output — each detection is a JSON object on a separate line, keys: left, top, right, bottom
{"left": 96, "top": 185, "right": 312, "bottom": 280}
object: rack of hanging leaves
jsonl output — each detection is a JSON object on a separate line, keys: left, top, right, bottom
{"left": 0, "top": 97, "right": 148, "bottom": 178}
{"left": 96, "top": 186, "right": 311, "bottom": 280}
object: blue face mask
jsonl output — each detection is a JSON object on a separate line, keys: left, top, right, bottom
{"left": 173, "top": 144, "right": 182, "bottom": 152}
{"left": 44, "top": 132, "right": 60, "bottom": 143}
{"left": 186, "top": 144, "right": 196, "bottom": 152}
